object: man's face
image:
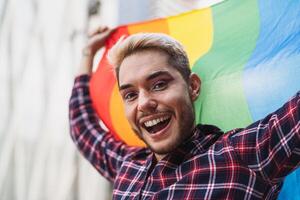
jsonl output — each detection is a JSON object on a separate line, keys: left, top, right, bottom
{"left": 118, "top": 50, "right": 200, "bottom": 160}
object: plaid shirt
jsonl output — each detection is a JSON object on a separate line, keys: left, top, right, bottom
{"left": 69, "top": 75, "right": 300, "bottom": 200}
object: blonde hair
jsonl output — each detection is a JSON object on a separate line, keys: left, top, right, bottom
{"left": 107, "top": 33, "right": 191, "bottom": 82}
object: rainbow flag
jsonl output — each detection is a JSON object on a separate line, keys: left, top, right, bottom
{"left": 89, "top": 0, "right": 300, "bottom": 199}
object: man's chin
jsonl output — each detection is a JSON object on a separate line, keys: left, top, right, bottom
{"left": 145, "top": 139, "right": 180, "bottom": 156}
{"left": 132, "top": 128, "right": 181, "bottom": 156}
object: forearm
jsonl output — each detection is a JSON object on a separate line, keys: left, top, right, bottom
{"left": 69, "top": 75, "right": 123, "bottom": 181}
{"left": 77, "top": 48, "right": 94, "bottom": 76}
{"left": 76, "top": 26, "right": 115, "bottom": 76}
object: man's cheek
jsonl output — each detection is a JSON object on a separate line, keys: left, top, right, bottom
{"left": 125, "top": 106, "right": 135, "bottom": 122}
{"left": 166, "top": 95, "right": 186, "bottom": 107}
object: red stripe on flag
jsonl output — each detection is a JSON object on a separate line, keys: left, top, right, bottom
{"left": 90, "top": 26, "right": 129, "bottom": 139}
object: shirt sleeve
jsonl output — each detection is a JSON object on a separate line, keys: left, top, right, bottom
{"left": 228, "top": 91, "right": 300, "bottom": 184}
{"left": 69, "top": 74, "right": 141, "bottom": 182}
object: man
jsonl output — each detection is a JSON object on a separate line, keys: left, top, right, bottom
{"left": 69, "top": 27, "right": 300, "bottom": 199}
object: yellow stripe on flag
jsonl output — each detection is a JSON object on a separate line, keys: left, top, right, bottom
{"left": 167, "top": 8, "right": 213, "bottom": 67}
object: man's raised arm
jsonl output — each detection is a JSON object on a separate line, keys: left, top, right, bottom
{"left": 69, "top": 27, "right": 141, "bottom": 182}
{"left": 228, "top": 91, "right": 300, "bottom": 184}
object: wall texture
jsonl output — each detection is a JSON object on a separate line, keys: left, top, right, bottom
{"left": 0, "top": 0, "right": 113, "bottom": 199}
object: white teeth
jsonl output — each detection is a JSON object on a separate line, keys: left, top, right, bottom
{"left": 144, "top": 116, "right": 170, "bottom": 127}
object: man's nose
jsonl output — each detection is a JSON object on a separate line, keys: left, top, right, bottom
{"left": 137, "top": 91, "right": 157, "bottom": 112}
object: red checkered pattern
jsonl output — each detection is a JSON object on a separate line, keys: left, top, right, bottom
{"left": 69, "top": 75, "right": 300, "bottom": 200}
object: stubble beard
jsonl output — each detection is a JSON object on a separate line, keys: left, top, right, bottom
{"left": 132, "top": 103, "right": 195, "bottom": 156}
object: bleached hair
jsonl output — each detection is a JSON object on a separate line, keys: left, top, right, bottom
{"left": 107, "top": 33, "right": 191, "bottom": 82}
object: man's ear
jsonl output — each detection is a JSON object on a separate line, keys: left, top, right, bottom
{"left": 189, "top": 73, "right": 201, "bottom": 101}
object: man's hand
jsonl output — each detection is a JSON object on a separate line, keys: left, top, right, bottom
{"left": 78, "top": 26, "right": 115, "bottom": 76}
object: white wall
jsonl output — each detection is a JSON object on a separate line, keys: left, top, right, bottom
{"left": 0, "top": 0, "right": 113, "bottom": 199}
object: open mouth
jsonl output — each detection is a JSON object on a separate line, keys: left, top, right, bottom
{"left": 142, "top": 116, "right": 171, "bottom": 134}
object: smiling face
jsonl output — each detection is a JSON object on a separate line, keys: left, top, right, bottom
{"left": 118, "top": 49, "right": 201, "bottom": 160}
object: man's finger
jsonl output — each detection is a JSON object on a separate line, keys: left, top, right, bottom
{"left": 88, "top": 26, "right": 109, "bottom": 37}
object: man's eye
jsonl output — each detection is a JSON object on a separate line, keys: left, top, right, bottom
{"left": 152, "top": 81, "right": 167, "bottom": 91}
{"left": 124, "top": 92, "right": 137, "bottom": 101}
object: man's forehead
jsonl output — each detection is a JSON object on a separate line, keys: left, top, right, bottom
{"left": 118, "top": 50, "right": 172, "bottom": 83}
{"left": 121, "top": 49, "right": 169, "bottom": 67}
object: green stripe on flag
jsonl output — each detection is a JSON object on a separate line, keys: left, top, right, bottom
{"left": 192, "top": 0, "right": 260, "bottom": 131}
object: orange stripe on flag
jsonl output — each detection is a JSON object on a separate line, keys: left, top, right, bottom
{"left": 128, "top": 18, "right": 169, "bottom": 34}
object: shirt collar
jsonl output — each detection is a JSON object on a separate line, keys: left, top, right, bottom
{"left": 161, "top": 124, "right": 223, "bottom": 165}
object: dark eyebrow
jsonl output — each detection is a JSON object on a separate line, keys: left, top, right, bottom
{"left": 146, "top": 70, "right": 172, "bottom": 81}
{"left": 119, "top": 70, "right": 172, "bottom": 91}
{"left": 119, "top": 84, "right": 133, "bottom": 91}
